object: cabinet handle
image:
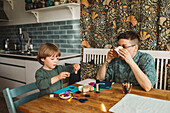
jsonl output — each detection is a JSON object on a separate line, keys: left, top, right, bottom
{"left": 0, "top": 76, "right": 26, "bottom": 84}
{"left": 0, "top": 62, "right": 25, "bottom": 68}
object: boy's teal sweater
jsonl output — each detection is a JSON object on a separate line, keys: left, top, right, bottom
{"left": 35, "top": 65, "right": 74, "bottom": 97}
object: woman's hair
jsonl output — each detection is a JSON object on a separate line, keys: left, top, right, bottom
{"left": 117, "top": 31, "right": 140, "bottom": 45}
{"left": 37, "top": 43, "right": 61, "bottom": 65}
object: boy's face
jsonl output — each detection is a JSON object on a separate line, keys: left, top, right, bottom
{"left": 41, "top": 56, "right": 59, "bottom": 70}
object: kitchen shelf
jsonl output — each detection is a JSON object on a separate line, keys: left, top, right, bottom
{"left": 6, "top": 0, "right": 14, "bottom": 9}
{"left": 25, "top": 3, "right": 80, "bottom": 23}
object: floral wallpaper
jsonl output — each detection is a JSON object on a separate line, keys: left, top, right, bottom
{"left": 80, "top": 0, "right": 170, "bottom": 50}
{"left": 80, "top": 0, "right": 170, "bottom": 88}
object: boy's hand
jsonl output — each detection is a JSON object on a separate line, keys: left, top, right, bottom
{"left": 73, "top": 64, "right": 80, "bottom": 74}
{"left": 51, "top": 72, "right": 70, "bottom": 84}
{"left": 58, "top": 72, "right": 70, "bottom": 80}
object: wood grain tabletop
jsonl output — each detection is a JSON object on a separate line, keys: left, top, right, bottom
{"left": 17, "top": 83, "right": 170, "bottom": 113}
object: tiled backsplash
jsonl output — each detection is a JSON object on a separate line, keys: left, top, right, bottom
{"left": 0, "top": 19, "right": 81, "bottom": 53}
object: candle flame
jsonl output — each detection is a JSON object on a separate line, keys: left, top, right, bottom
{"left": 101, "top": 103, "right": 107, "bottom": 112}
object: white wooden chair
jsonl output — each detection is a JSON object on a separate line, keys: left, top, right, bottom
{"left": 83, "top": 48, "right": 110, "bottom": 64}
{"left": 83, "top": 48, "right": 170, "bottom": 90}
{"left": 139, "top": 50, "right": 170, "bottom": 90}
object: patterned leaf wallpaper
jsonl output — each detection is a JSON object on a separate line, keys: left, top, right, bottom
{"left": 80, "top": 0, "right": 170, "bottom": 50}
{"left": 79, "top": 0, "right": 170, "bottom": 82}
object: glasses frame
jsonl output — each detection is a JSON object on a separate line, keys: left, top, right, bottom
{"left": 123, "top": 44, "right": 136, "bottom": 48}
{"left": 113, "top": 44, "right": 136, "bottom": 49}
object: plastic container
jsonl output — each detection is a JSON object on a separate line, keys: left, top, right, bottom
{"left": 96, "top": 80, "right": 100, "bottom": 93}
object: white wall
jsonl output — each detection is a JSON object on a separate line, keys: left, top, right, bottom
{"left": 0, "top": 0, "right": 80, "bottom": 26}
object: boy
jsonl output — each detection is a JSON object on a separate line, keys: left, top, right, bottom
{"left": 36, "top": 43, "right": 80, "bottom": 97}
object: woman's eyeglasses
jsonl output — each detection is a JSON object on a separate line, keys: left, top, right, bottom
{"left": 123, "top": 45, "right": 136, "bottom": 48}
{"left": 118, "top": 45, "right": 136, "bottom": 49}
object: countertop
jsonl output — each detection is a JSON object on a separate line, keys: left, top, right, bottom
{"left": 0, "top": 52, "right": 81, "bottom": 61}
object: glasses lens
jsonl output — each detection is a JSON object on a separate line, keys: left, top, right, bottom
{"left": 124, "top": 45, "right": 135, "bottom": 48}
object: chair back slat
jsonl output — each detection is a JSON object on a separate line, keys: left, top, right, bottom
{"left": 94, "top": 55, "right": 96, "bottom": 64}
{"left": 164, "top": 59, "right": 168, "bottom": 90}
{"left": 100, "top": 55, "right": 102, "bottom": 64}
{"left": 159, "top": 58, "right": 164, "bottom": 89}
{"left": 10, "top": 82, "right": 38, "bottom": 98}
{"left": 86, "top": 54, "right": 88, "bottom": 62}
{"left": 103, "top": 55, "right": 105, "bottom": 64}
{"left": 3, "top": 88, "right": 16, "bottom": 113}
{"left": 97, "top": 55, "right": 99, "bottom": 64}
{"left": 14, "top": 92, "right": 39, "bottom": 107}
{"left": 90, "top": 55, "right": 94, "bottom": 60}
{"left": 89, "top": 54, "right": 91, "bottom": 62}
{"left": 155, "top": 58, "right": 159, "bottom": 89}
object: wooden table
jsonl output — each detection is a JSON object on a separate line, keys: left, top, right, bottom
{"left": 18, "top": 83, "right": 170, "bottom": 113}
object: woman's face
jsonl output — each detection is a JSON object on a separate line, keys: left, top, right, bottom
{"left": 118, "top": 39, "right": 138, "bottom": 58}
{"left": 41, "top": 55, "right": 59, "bottom": 70}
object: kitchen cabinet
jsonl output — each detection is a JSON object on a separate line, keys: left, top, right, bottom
{"left": 0, "top": 57, "right": 26, "bottom": 82}
{"left": 0, "top": 57, "right": 26, "bottom": 92}
{"left": 0, "top": 78, "right": 24, "bottom": 92}
{"left": 0, "top": 54, "right": 81, "bottom": 92}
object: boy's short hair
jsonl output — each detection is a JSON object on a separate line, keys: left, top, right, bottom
{"left": 117, "top": 31, "right": 140, "bottom": 45}
{"left": 37, "top": 43, "right": 61, "bottom": 65}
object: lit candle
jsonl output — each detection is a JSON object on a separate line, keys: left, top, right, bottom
{"left": 101, "top": 103, "right": 107, "bottom": 112}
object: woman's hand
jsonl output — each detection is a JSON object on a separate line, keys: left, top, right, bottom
{"left": 106, "top": 48, "right": 117, "bottom": 62}
{"left": 118, "top": 49, "right": 133, "bottom": 64}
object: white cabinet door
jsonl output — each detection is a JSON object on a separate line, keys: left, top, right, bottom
{"left": 0, "top": 77, "right": 25, "bottom": 92}
{"left": 0, "top": 57, "right": 26, "bottom": 82}
{"left": 0, "top": 57, "right": 25, "bottom": 66}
